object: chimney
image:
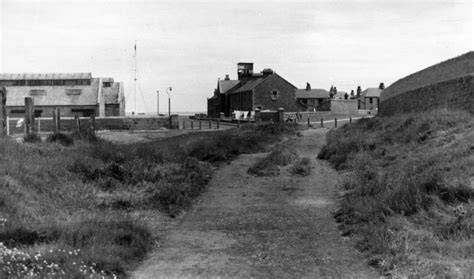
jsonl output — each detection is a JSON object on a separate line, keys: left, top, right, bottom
{"left": 306, "top": 82, "right": 311, "bottom": 91}
{"left": 237, "top": 62, "right": 254, "bottom": 80}
{"left": 379, "top": 82, "right": 385, "bottom": 90}
{"left": 225, "top": 74, "right": 230, "bottom": 80}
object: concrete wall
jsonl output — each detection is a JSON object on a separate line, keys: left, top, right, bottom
{"left": 330, "top": 100, "right": 358, "bottom": 114}
{"left": 379, "top": 75, "right": 474, "bottom": 116}
{"left": 7, "top": 116, "right": 178, "bottom": 134}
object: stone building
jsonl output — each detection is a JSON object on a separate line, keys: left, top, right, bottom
{"left": 294, "top": 84, "right": 330, "bottom": 111}
{"left": 208, "top": 63, "right": 302, "bottom": 117}
{"left": 0, "top": 73, "right": 125, "bottom": 117}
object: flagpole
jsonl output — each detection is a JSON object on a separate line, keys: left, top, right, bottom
{"left": 134, "top": 41, "right": 137, "bottom": 115}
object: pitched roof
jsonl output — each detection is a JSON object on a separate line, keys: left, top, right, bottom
{"left": 295, "top": 89, "right": 329, "bottom": 99}
{"left": 5, "top": 78, "right": 100, "bottom": 106}
{"left": 218, "top": 79, "right": 240, "bottom": 94}
{"left": 0, "top": 73, "right": 92, "bottom": 80}
{"left": 361, "top": 88, "right": 382, "bottom": 98}
{"left": 232, "top": 77, "right": 265, "bottom": 93}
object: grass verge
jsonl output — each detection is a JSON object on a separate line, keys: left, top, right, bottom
{"left": 0, "top": 122, "right": 298, "bottom": 277}
{"left": 318, "top": 110, "right": 474, "bottom": 277}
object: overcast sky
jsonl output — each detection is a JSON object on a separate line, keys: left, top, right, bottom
{"left": 1, "top": 0, "right": 472, "bottom": 113}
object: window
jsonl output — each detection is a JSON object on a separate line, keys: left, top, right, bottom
{"left": 103, "top": 82, "right": 112, "bottom": 88}
{"left": 11, "top": 109, "right": 25, "bottom": 114}
{"left": 66, "top": 89, "right": 82, "bottom": 95}
{"left": 0, "top": 81, "right": 14, "bottom": 86}
{"left": 271, "top": 89, "right": 279, "bottom": 101}
{"left": 30, "top": 89, "right": 46, "bottom": 96}
{"left": 369, "top": 98, "right": 373, "bottom": 104}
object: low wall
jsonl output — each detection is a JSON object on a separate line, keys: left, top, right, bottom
{"left": 330, "top": 100, "right": 358, "bottom": 114}
{"left": 7, "top": 115, "right": 178, "bottom": 134}
{"left": 260, "top": 111, "right": 279, "bottom": 122}
{"left": 379, "top": 75, "right": 474, "bottom": 116}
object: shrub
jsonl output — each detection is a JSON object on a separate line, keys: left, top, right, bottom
{"left": 23, "top": 133, "right": 41, "bottom": 143}
{"left": 46, "top": 133, "right": 74, "bottom": 146}
{"left": 290, "top": 157, "right": 312, "bottom": 176}
{"left": 248, "top": 147, "right": 296, "bottom": 176}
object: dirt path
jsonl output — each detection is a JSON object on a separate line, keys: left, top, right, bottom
{"left": 133, "top": 129, "right": 377, "bottom": 278}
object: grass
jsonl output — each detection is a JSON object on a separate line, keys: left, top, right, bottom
{"left": 0, "top": 122, "right": 298, "bottom": 277}
{"left": 319, "top": 109, "right": 474, "bottom": 277}
{"left": 248, "top": 146, "right": 297, "bottom": 176}
{"left": 290, "top": 157, "right": 312, "bottom": 176}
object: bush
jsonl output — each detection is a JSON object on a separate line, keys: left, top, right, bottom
{"left": 248, "top": 147, "right": 296, "bottom": 176}
{"left": 290, "top": 157, "right": 312, "bottom": 176}
{"left": 23, "top": 133, "right": 41, "bottom": 143}
{"left": 47, "top": 133, "right": 74, "bottom": 146}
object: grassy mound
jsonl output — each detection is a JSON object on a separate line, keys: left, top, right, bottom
{"left": 381, "top": 51, "right": 474, "bottom": 101}
{"left": 318, "top": 110, "right": 474, "bottom": 276}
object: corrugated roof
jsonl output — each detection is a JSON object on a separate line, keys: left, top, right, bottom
{"left": 295, "top": 89, "right": 329, "bottom": 99}
{"left": 218, "top": 79, "right": 240, "bottom": 94}
{"left": 5, "top": 78, "right": 100, "bottom": 106}
{"left": 0, "top": 73, "right": 92, "bottom": 80}
{"left": 361, "top": 88, "right": 382, "bottom": 98}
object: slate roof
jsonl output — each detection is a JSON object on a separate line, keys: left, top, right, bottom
{"left": 232, "top": 78, "right": 265, "bottom": 93}
{"left": 361, "top": 88, "right": 382, "bottom": 98}
{"left": 0, "top": 73, "right": 92, "bottom": 80}
{"left": 218, "top": 79, "right": 240, "bottom": 94}
{"left": 295, "top": 89, "right": 329, "bottom": 99}
{"left": 5, "top": 78, "right": 100, "bottom": 106}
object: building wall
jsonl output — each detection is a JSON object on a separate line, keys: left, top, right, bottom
{"left": 228, "top": 90, "right": 253, "bottom": 112}
{"left": 379, "top": 75, "right": 474, "bottom": 116}
{"left": 7, "top": 116, "right": 177, "bottom": 134}
{"left": 364, "top": 97, "right": 379, "bottom": 110}
{"left": 254, "top": 74, "right": 300, "bottom": 112}
{"left": 330, "top": 100, "right": 358, "bottom": 114}
{"left": 7, "top": 105, "right": 98, "bottom": 118}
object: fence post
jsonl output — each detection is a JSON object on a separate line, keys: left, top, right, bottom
{"left": 307, "top": 118, "right": 310, "bottom": 127}
{"left": 182, "top": 120, "right": 185, "bottom": 130}
{"left": 74, "top": 113, "right": 81, "bottom": 133}
{"left": 0, "top": 87, "right": 6, "bottom": 137}
{"left": 237, "top": 118, "right": 240, "bottom": 128}
{"left": 25, "top": 97, "right": 35, "bottom": 137}
{"left": 209, "top": 120, "right": 212, "bottom": 129}
{"left": 320, "top": 118, "right": 324, "bottom": 127}
{"left": 37, "top": 117, "right": 41, "bottom": 133}
{"left": 90, "top": 114, "right": 96, "bottom": 135}
{"left": 199, "top": 120, "right": 202, "bottom": 130}
{"left": 216, "top": 119, "right": 220, "bottom": 129}
{"left": 350, "top": 116, "right": 352, "bottom": 123}
{"left": 254, "top": 108, "right": 261, "bottom": 124}
{"left": 335, "top": 117, "right": 337, "bottom": 128}
{"left": 191, "top": 121, "right": 194, "bottom": 130}
{"left": 278, "top": 108, "right": 285, "bottom": 123}
{"left": 6, "top": 116, "right": 9, "bottom": 136}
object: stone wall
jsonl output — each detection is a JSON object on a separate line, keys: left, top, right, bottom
{"left": 330, "top": 100, "right": 358, "bottom": 114}
{"left": 7, "top": 115, "right": 178, "bottom": 134}
{"left": 254, "top": 74, "right": 301, "bottom": 112}
{"left": 379, "top": 75, "right": 474, "bottom": 116}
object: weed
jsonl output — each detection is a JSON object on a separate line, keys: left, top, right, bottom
{"left": 46, "top": 133, "right": 74, "bottom": 146}
{"left": 248, "top": 147, "right": 296, "bottom": 176}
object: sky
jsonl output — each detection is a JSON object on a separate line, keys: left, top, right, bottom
{"left": 1, "top": 0, "right": 472, "bottom": 113}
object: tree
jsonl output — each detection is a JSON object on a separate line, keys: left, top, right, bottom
{"left": 356, "top": 86, "right": 362, "bottom": 97}
{"left": 306, "top": 82, "right": 311, "bottom": 90}
{"left": 344, "top": 92, "right": 349, "bottom": 100}
{"left": 350, "top": 90, "right": 355, "bottom": 98}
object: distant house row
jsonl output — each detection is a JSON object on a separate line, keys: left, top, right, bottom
{"left": 0, "top": 73, "right": 125, "bottom": 117}
{"left": 207, "top": 63, "right": 383, "bottom": 117}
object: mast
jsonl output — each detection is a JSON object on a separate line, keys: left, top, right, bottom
{"left": 133, "top": 41, "right": 137, "bottom": 114}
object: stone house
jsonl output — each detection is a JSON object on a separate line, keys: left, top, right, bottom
{"left": 359, "top": 85, "right": 383, "bottom": 110}
{"left": 208, "top": 63, "right": 302, "bottom": 117}
{"left": 294, "top": 84, "right": 330, "bottom": 111}
{"left": 0, "top": 73, "right": 125, "bottom": 117}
